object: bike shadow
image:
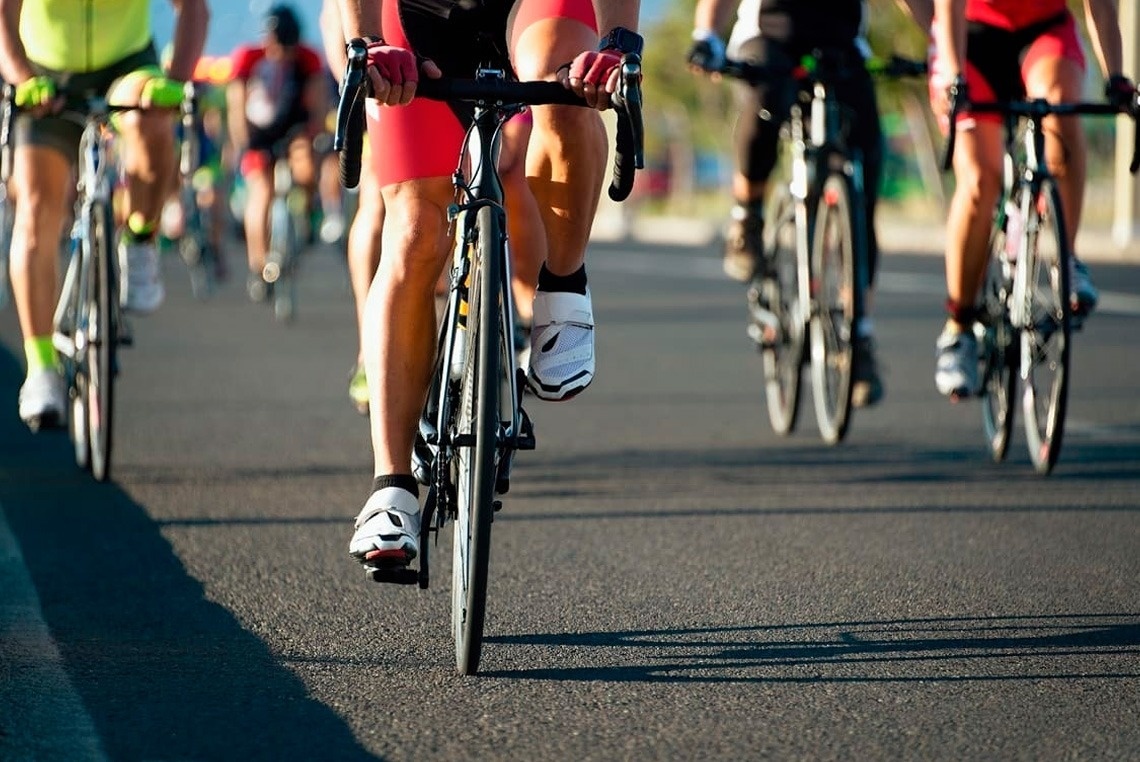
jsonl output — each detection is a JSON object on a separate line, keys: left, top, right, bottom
{"left": 482, "top": 613, "right": 1140, "bottom": 684}
{"left": 0, "top": 349, "right": 378, "bottom": 761}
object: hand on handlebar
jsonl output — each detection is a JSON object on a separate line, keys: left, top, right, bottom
{"left": 686, "top": 30, "right": 726, "bottom": 74}
{"left": 560, "top": 49, "right": 627, "bottom": 110}
{"left": 14, "top": 75, "right": 61, "bottom": 116}
{"left": 356, "top": 37, "right": 441, "bottom": 107}
{"left": 1105, "top": 74, "right": 1138, "bottom": 112}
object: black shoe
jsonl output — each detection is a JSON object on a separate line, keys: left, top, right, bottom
{"left": 852, "top": 335, "right": 884, "bottom": 408}
{"left": 723, "top": 209, "right": 763, "bottom": 283}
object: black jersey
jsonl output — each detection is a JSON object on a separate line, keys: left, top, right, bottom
{"left": 756, "top": 0, "right": 866, "bottom": 47}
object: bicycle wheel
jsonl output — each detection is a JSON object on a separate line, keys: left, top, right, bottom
{"left": 753, "top": 186, "right": 803, "bottom": 435}
{"left": 266, "top": 196, "right": 297, "bottom": 323}
{"left": 59, "top": 249, "right": 90, "bottom": 470}
{"left": 1020, "top": 180, "right": 1071, "bottom": 474}
{"left": 978, "top": 216, "right": 1017, "bottom": 462}
{"left": 180, "top": 187, "right": 213, "bottom": 300}
{"left": 809, "top": 173, "right": 857, "bottom": 445}
{"left": 86, "top": 200, "right": 116, "bottom": 482}
{"left": 451, "top": 204, "right": 501, "bottom": 676}
{"left": 0, "top": 189, "right": 12, "bottom": 310}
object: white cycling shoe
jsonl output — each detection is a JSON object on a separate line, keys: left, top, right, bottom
{"left": 526, "top": 289, "right": 595, "bottom": 402}
{"left": 19, "top": 368, "right": 67, "bottom": 432}
{"left": 349, "top": 488, "right": 421, "bottom": 569}
{"left": 119, "top": 238, "right": 165, "bottom": 313}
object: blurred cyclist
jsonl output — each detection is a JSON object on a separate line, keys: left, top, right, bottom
{"left": 0, "top": 0, "right": 207, "bottom": 430}
{"left": 228, "top": 4, "right": 328, "bottom": 302}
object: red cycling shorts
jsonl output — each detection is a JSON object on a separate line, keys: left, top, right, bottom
{"left": 929, "top": 9, "right": 1086, "bottom": 129}
{"left": 366, "top": 0, "right": 597, "bottom": 187}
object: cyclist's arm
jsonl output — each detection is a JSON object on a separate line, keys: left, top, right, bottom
{"left": 931, "top": 0, "right": 966, "bottom": 118}
{"left": 0, "top": 0, "right": 35, "bottom": 86}
{"left": 163, "top": 0, "right": 209, "bottom": 83}
{"left": 896, "top": 0, "right": 934, "bottom": 32}
{"left": 1082, "top": 0, "right": 1125, "bottom": 80}
{"left": 335, "top": 0, "right": 381, "bottom": 44}
{"left": 320, "top": 0, "right": 347, "bottom": 80}
{"left": 692, "top": 0, "right": 737, "bottom": 39}
{"left": 226, "top": 79, "right": 250, "bottom": 152}
{"left": 593, "top": 0, "right": 641, "bottom": 41}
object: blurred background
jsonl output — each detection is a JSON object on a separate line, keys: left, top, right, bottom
{"left": 149, "top": 0, "right": 1134, "bottom": 245}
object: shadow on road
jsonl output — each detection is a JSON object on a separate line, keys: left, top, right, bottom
{"left": 0, "top": 350, "right": 378, "bottom": 761}
{"left": 483, "top": 613, "right": 1140, "bottom": 684}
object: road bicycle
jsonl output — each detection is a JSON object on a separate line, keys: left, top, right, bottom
{"left": 336, "top": 53, "right": 643, "bottom": 675}
{"left": 943, "top": 87, "right": 1140, "bottom": 474}
{"left": 174, "top": 81, "right": 220, "bottom": 301}
{"left": 720, "top": 51, "right": 925, "bottom": 444}
{"left": 50, "top": 97, "right": 139, "bottom": 481}
{"left": 258, "top": 138, "right": 309, "bottom": 324}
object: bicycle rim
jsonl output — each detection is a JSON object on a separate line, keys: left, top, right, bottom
{"left": 1020, "top": 181, "right": 1070, "bottom": 474}
{"left": 87, "top": 201, "right": 116, "bottom": 482}
{"left": 757, "top": 188, "right": 803, "bottom": 434}
{"left": 979, "top": 225, "right": 1017, "bottom": 462}
{"left": 452, "top": 204, "right": 500, "bottom": 675}
{"left": 809, "top": 174, "right": 856, "bottom": 445}
{"left": 268, "top": 199, "right": 297, "bottom": 323}
{"left": 0, "top": 194, "right": 12, "bottom": 310}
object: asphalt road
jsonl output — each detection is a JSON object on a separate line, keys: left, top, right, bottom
{"left": 2, "top": 230, "right": 1139, "bottom": 761}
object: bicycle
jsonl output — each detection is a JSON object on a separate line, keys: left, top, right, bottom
{"left": 174, "top": 81, "right": 220, "bottom": 301}
{"left": 258, "top": 135, "right": 310, "bottom": 324}
{"left": 942, "top": 87, "right": 1140, "bottom": 474}
{"left": 336, "top": 52, "right": 643, "bottom": 675}
{"left": 719, "top": 51, "right": 926, "bottom": 444}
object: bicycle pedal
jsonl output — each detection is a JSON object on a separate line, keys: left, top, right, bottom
{"left": 517, "top": 408, "right": 536, "bottom": 450}
{"left": 369, "top": 567, "right": 420, "bottom": 585}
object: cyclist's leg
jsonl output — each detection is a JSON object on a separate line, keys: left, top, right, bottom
{"left": 724, "top": 35, "right": 789, "bottom": 283}
{"left": 930, "top": 50, "right": 1005, "bottom": 397}
{"left": 500, "top": 111, "right": 543, "bottom": 327}
{"left": 1021, "top": 17, "right": 1094, "bottom": 312}
{"left": 509, "top": 0, "right": 604, "bottom": 401}
{"left": 287, "top": 132, "right": 318, "bottom": 241}
{"left": 108, "top": 65, "right": 178, "bottom": 313}
{"left": 348, "top": 150, "right": 384, "bottom": 412}
{"left": 240, "top": 150, "right": 273, "bottom": 297}
{"left": 8, "top": 134, "right": 71, "bottom": 428}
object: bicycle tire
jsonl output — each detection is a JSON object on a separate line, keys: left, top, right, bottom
{"left": 180, "top": 186, "right": 213, "bottom": 301}
{"left": 1020, "top": 180, "right": 1071, "bottom": 474}
{"left": 809, "top": 173, "right": 857, "bottom": 445}
{"left": 87, "top": 200, "right": 116, "bottom": 482}
{"left": 0, "top": 191, "right": 12, "bottom": 310}
{"left": 60, "top": 251, "right": 90, "bottom": 471}
{"left": 267, "top": 196, "right": 297, "bottom": 324}
{"left": 451, "top": 203, "right": 501, "bottom": 675}
{"left": 979, "top": 208, "right": 1018, "bottom": 462}
{"left": 755, "top": 186, "right": 803, "bottom": 435}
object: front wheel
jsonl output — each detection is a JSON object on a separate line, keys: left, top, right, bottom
{"left": 1019, "top": 180, "right": 1071, "bottom": 475}
{"left": 755, "top": 186, "right": 804, "bottom": 435}
{"left": 809, "top": 173, "right": 857, "bottom": 445}
{"left": 87, "top": 200, "right": 117, "bottom": 482}
{"left": 979, "top": 208, "right": 1018, "bottom": 462}
{"left": 451, "top": 204, "right": 502, "bottom": 676}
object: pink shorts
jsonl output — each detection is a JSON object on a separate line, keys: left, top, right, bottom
{"left": 367, "top": 0, "right": 596, "bottom": 187}
{"left": 929, "top": 11, "right": 1086, "bottom": 129}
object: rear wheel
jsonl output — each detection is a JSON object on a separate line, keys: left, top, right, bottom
{"left": 809, "top": 173, "right": 857, "bottom": 445}
{"left": 452, "top": 204, "right": 501, "bottom": 676}
{"left": 1020, "top": 181, "right": 1070, "bottom": 475}
{"left": 87, "top": 200, "right": 116, "bottom": 483}
{"left": 755, "top": 187, "right": 803, "bottom": 435}
{"left": 979, "top": 217, "right": 1017, "bottom": 462}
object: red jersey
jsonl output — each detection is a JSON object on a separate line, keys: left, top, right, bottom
{"left": 230, "top": 43, "right": 323, "bottom": 149}
{"left": 965, "top": 0, "right": 1069, "bottom": 31}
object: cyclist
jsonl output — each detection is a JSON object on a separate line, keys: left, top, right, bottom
{"left": 919, "top": 0, "right": 1135, "bottom": 398}
{"left": 337, "top": 0, "right": 643, "bottom": 570}
{"left": 687, "top": 0, "right": 901, "bottom": 408}
{"left": 0, "top": 0, "right": 208, "bottom": 430}
{"left": 228, "top": 4, "right": 328, "bottom": 303}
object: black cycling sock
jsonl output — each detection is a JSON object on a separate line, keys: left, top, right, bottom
{"left": 537, "top": 264, "right": 587, "bottom": 295}
{"left": 372, "top": 474, "right": 419, "bottom": 497}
